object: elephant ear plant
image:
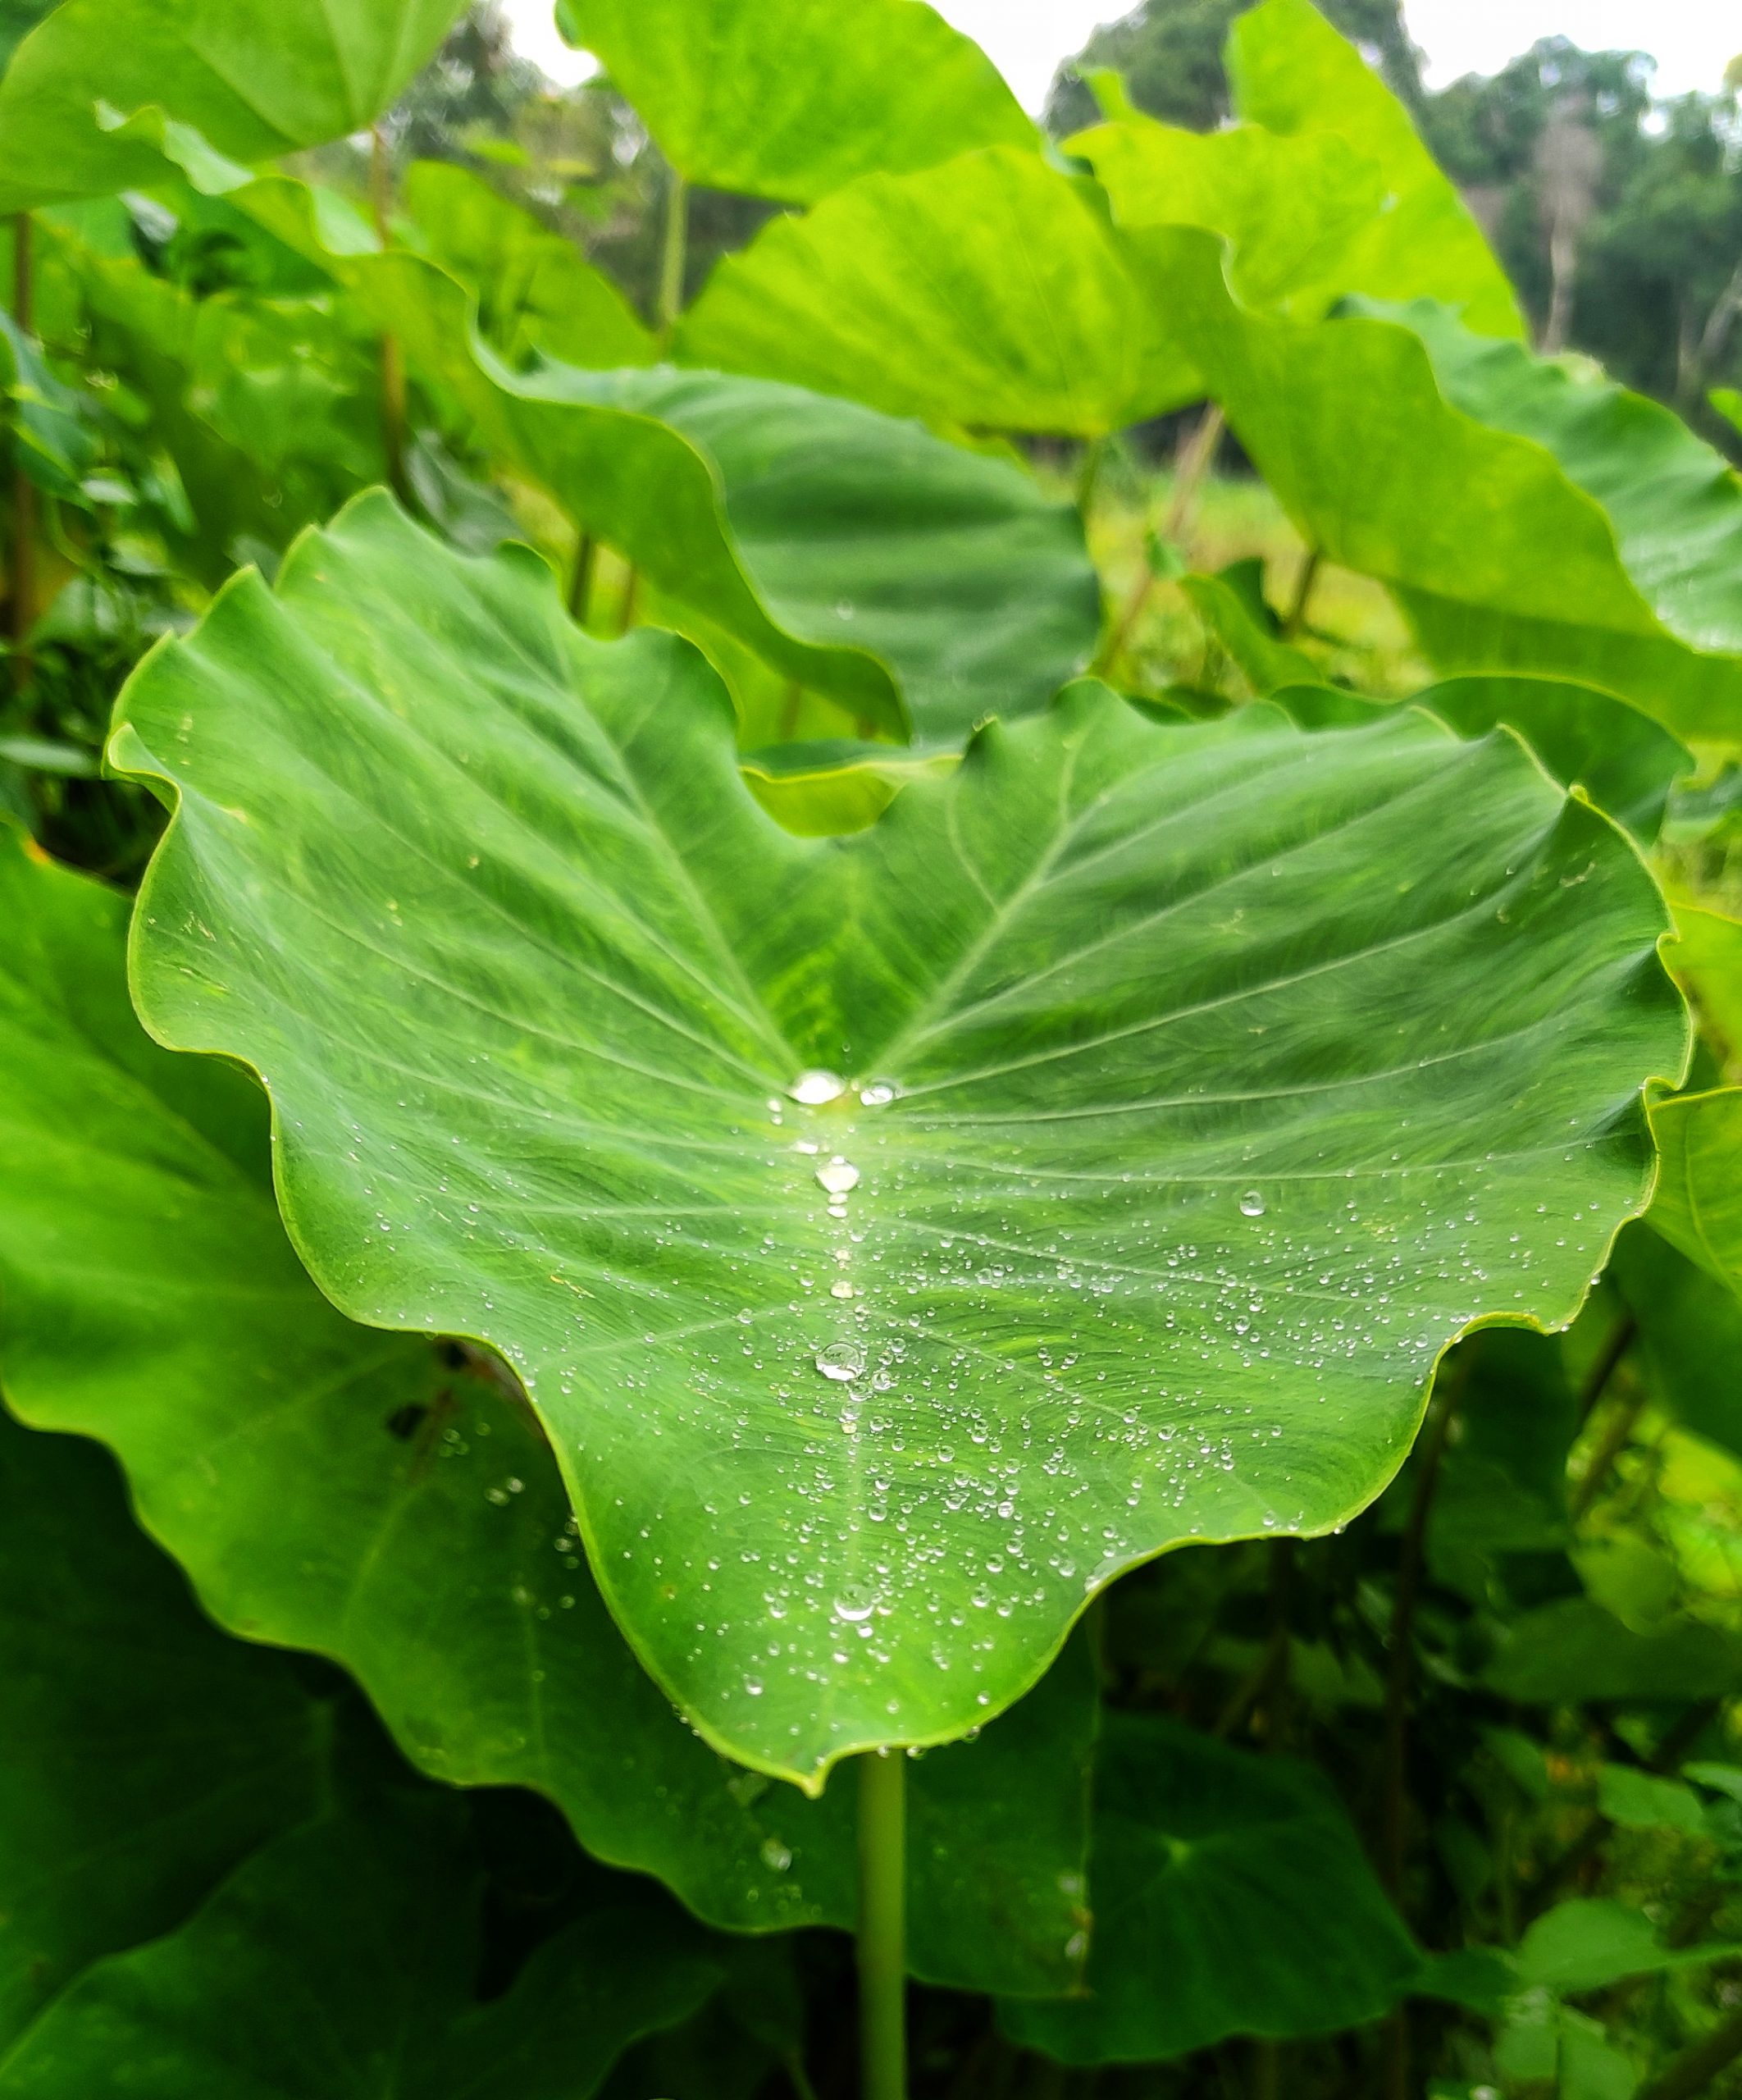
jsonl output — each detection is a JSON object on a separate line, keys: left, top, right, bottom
{"left": 3, "top": 0, "right": 1741, "bottom": 2093}
{"left": 104, "top": 492, "right": 1680, "bottom": 2087}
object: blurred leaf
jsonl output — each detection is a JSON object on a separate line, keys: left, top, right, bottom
{"left": 1666, "top": 902, "right": 1742, "bottom": 1072}
{"left": 1610, "top": 1224, "right": 1742, "bottom": 1459}
{"left": 1226, "top": 0, "right": 1523, "bottom": 336}
{"left": 0, "top": 311, "right": 97, "bottom": 500}
{"left": 740, "top": 739, "right": 959, "bottom": 838}
{"left": 1597, "top": 1764, "right": 1708, "bottom": 1837}
{"left": 1485, "top": 1596, "right": 1742, "bottom": 1702}
{"left": 1069, "top": 116, "right": 1383, "bottom": 313}
{"left": 0, "top": 1405, "right": 331, "bottom": 2050}
{"left": 997, "top": 1712, "right": 1418, "bottom": 2062}
{"left": 401, "top": 161, "right": 654, "bottom": 370}
{"left": 554, "top": 0, "right": 1035, "bottom": 203}
{"left": 110, "top": 499, "right": 1682, "bottom": 1778}
{"left": 1428, "top": 1331, "right": 1576, "bottom": 1602}
{"left": 1648, "top": 1087, "right": 1742, "bottom": 1299}
{"left": 0, "top": 1798, "right": 721, "bottom": 2098}
{"left": 1517, "top": 1898, "right": 1740, "bottom": 1993}
{"left": 1181, "top": 564, "right": 1322, "bottom": 695}
{"left": 0, "top": 825, "right": 1096, "bottom": 1999}
{"left": 359, "top": 249, "right": 1100, "bottom": 740}
{"left": 679, "top": 148, "right": 1194, "bottom": 439}
{"left": 0, "top": 0, "right": 468, "bottom": 212}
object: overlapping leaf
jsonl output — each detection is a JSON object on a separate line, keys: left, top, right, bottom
{"left": 0, "top": 0, "right": 467, "bottom": 213}
{"left": 401, "top": 161, "right": 654, "bottom": 371}
{"left": 111, "top": 496, "right": 1684, "bottom": 1780}
{"left": 0, "top": 1406, "right": 330, "bottom": 2051}
{"left": 0, "top": 1798, "right": 719, "bottom": 2099}
{"left": 1142, "top": 243, "right": 1742, "bottom": 741}
{"left": 0, "top": 827, "right": 1095, "bottom": 1995}
{"left": 1000, "top": 1714, "right": 1418, "bottom": 2063}
{"left": 554, "top": 0, "right": 1034, "bottom": 203}
{"left": 352, "top": 251, "right": 1098, "bottom": 739}
{"left": 1647, "top": 1088, "right": 1742, "bottom": 1298}
{"left": 678, "top": 148, "right": 1195, "bottom": 437}
{"left": 1224, "top": 0, "right": 1523, "bottom": 335}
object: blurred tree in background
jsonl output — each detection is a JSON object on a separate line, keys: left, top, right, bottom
{"left": 1044, "top": 2, "right": 1742, "bottom": 439}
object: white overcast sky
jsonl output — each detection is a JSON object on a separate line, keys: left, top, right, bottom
{"left": 505, "top": 1, "right": 1740, "bottom": 108}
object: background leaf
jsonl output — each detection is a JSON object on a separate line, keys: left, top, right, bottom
{"left": 998, "top": 1712, "right": 1418, "bottom": 2064}
{"left": 554, "top": 0, "right": 1034, "bottom": 203}
{"left": 0, "top": 0, "right": 468, "bottom": 212}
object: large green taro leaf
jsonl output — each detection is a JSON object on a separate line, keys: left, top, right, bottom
{"left": 401, "top": 161, "right": 654, "bottom": 372}
{"left": 0, "top": 1405, "right": 331, "bottom": 2050}
{"left": 0, "top": 1797, "right": 719, "bottom": 2098}
{"left": 1647, "top": 1088, "right": 1742, "bottom": 1299}
{"left": 999, "top": 1712, "right": 1418, "bottom": 2063}
{"left": 1226, "top": 0, "right": 1523, "bottom": 338}
{"left": 677, "top": 148, "right": 1194, "bottom": 439}
{"left": 110, "top": 495, "right": 1685, "bottom": 1781}
{"left": 1146, "top": 236, "right": 1742, "bottom": 742}
{"left": 1667, "top": 902, "right": 1742, "bottom": 1072}
{"left": 554, "top": 0, "right": 1034, "bottom": 204}
{"left": 0, "top": 0, "right": 466, "bottom": 214}
{"left": 356, "top": 252, "right": 1097, "bottom": 741}
{"left": 0, "top": 827, "right": 1093, "bottom": 1994}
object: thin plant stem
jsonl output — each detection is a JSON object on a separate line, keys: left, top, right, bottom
{"left": 371, "top": 126, "right": 408, "bottom": 500}
{"left": 567, "top": 532, "right": 596, "bottom": 625}
{"left": 1250, "top": 2040, "right": 1281, "bottom": 2100}
{"left": 9, "top": 210, "right": 36, "bottom": 694}
{"left": 616, "top": 564, "right": 641, "bottom": 635}
{"left": 657, "top": 169, "right": 688, "bottom": 351}
{"left": 1075, "top": 432, "right": 1109, "bottom": 524}
{"left": 1577, "top": 1310, "right": 1636, "bottom": 1420}
{"left": 1094, "top": 405, "right": 1224, "bottom": 678}
{"left": 1571, "top": 1378, "right": 1648, "bottom": 1519}
{"left": 859, "top": 1749, "right": 907, "bottom": 2100}
{"left": 1280, "top": 546, "right": 1320, "bottom": 638}
{"left": 784, "top": 2049, "right": 821, "bottom": 2100}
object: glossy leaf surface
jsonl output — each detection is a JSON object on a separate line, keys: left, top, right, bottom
{"left": 0, "top": 0, "right": 467, "bottom": 212}
{"left": 0, "top": 1800, "right": 719, "bottom": 2098}
{"left": 362, "top": 253, "right": 1097, "bottom": 739}
{"left": 1000, "top": 1713, "right": 1418, "bottom": 2062}
{"left": 0, "top": 829, "right": 1092, "bottom": 1993}
{"left": 112, "top": 499, "right": 1683, "bottom": 1779}
{"left": 554, "top": 0, "right": 1034, "bottom": 202}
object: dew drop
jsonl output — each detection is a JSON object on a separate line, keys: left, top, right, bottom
{"left": 760, "top": 1836, "right": 793, "bottom": 1872}
{"left": 857, "top": 1080, "right": 899, "bottom": 1107}
{"left": 815, "top": 1157, "right": 860, "bottom": 1196}
{"left": 814, "top": 1341, "right": 866, "bottom": 1382}
{"left": 833, "top": 1586, "right": 877, "bottom": 1623}
{"left": 1239, "top": 1189, "right": 1266, "bottom": 1217}
{"left": 788, "top": 1070, "right": 846, "bottom": 1106}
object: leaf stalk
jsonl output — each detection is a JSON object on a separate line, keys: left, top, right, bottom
{"left": 858, "top": 1748, "right": 907, "bottom": 2100}
{"left": 9, "top": 211, "right": 36, "bottom": 694}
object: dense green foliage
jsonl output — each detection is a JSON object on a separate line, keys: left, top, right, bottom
{"left": 2, "top": 2, "right": 1741, "bottom": 2097}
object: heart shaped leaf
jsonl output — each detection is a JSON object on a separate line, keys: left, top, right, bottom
{"left": 999, "top": 1712, "right": 1418, "bottom": 2064}
{"left": 0, "top": 827, "right": 1093, "bottom": 1996}
{"left": 112, "top": 495, "right": 1685, "bottom": 1783}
